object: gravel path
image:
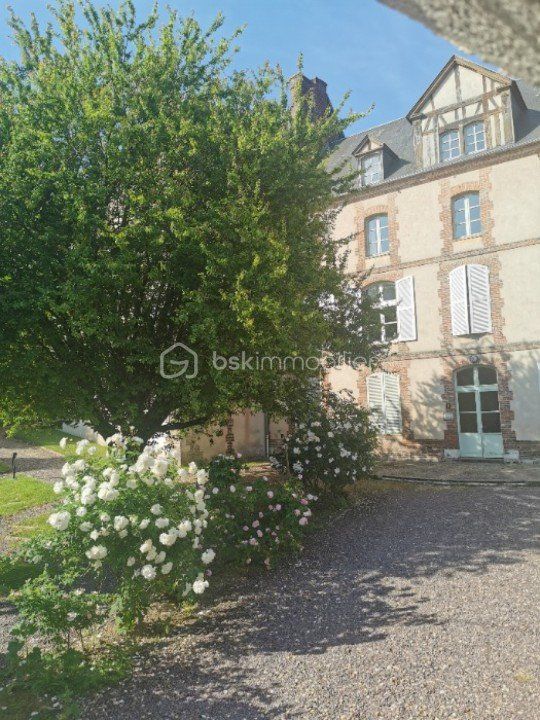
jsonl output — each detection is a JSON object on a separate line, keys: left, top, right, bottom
{"left": 83, "top": 480, "right": 540, "bottom": 720}
{"left": 0, "top": 434, "right": 64, "bottom": 483}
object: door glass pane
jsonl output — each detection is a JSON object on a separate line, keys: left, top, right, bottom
{"left": 480, "top": 391, "right": 499, "bottom": 412}
{"left": 459, "top": 413, "right": 478, "bottom": 433}
{"left": 478, "top": 366, "right": 497, "bottom": 385}
{"left": 457, "top": 392, "right": 476, "bottom": 412}
{"left": 456, "top": 367, "right": 474, "bottom": 386}
{"left": 482, "top": 413, "right": 501, "bottom": 433}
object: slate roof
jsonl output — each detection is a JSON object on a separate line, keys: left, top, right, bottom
{"left": 328, "top": 78, "right": 540, "bottom": 187}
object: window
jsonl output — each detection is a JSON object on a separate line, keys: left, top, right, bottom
{"left": 366, "top": 214, "right": 389, "bottom": 256}
{"left": 366, "top": 277, "right": 417, "bottom": 343}
{"left": 449, "top": 264, "right": 492, "bottom": 336}
{"left": 464, "top": 121, "right": 486, "bottom": 154}
{"left": 360, "top": 152, "right": 383, "bottom": 186}
{"left": 367, "top": 372, "right": 402, "bottom": 434}
{"left": 452, "top": 192, "right": 481, "bottom": 238}
{"left": 439, "top": 129, "right": 460, "bottom": 161}
{"left": 367, "top": 282, "right": 398, "bottom": 342}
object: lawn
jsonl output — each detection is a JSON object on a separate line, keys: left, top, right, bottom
{"left": 0, "top": 475, "right": 55, "bottom": 517}
{"left": 13, "top": 425, "right": 106, "bottom": 457}
{"left": 0, "top": 459, "right": 9, "bottom": 473}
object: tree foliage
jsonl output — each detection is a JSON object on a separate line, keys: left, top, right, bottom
{"left": 0, "top": 0, "right": 377, "bottom": 438}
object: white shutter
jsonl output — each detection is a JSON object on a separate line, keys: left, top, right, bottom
{"left": 366, "top": 374, "right": 384, "bottom": 431}
{"left": 396, "top": 276, "right": 417, "bottom": 342}
{"left": 382, "top": 373, "right": 402, "bottom": 434}
{"left": 467, "top": 264, "right": 492, "bottom": 334}
{"left": 367, "top": 372, "right": 402, "bottom": 434}
{"left": 449, "top": 265, "right": 470, "bottom": 336}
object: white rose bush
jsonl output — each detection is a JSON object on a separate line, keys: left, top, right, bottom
{"left": 19, "top": 434, "right": 216, "bottom": 631}
{"left": 272, "top": 391, "right": 377, "bottom": 495}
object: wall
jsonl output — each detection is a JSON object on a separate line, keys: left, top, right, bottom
{"left": 330, "top": 147, "right": 540, "bottom": 457}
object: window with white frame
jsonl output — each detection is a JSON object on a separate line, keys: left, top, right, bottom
{"left": 449, "top": 264, "right": 492, "bottom": 336}
{"left": 366, "top": 277, "right": 417, "bottom": 343}
{"left": 439, "top": 129, "right": 460, "bottom": 161}
{"left": 452, "top": 192, "right": 481, "bottom": 238}
{"left": 367, "top": 282, "right": 398, "bottom": 342}
{"left": 464, "top": 121, "right": 486, "bottom": 154}
{"left": 366, "top": 214, "right": 389, "bottom": 256}
{"left": 366, "top": 372, "right": 402, "bottom": 434}
{"left": 359, "top": 152, "right": 383, "bottom": 186}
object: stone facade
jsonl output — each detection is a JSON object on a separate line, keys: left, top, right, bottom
{"left": 327, "top": 57, "right": 540, "bottom": 461}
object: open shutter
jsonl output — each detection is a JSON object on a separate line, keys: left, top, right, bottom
{"left": 383, "top": 373, "right": 402, "bottom": 434}
{"left": 396, "top": 276, "right": 417, "bottom": 342}
{"left": 467, "top": 264, "right": 492, "bottom": 333}
{"left": 366, "top": 374, "right": 384, "bottom": 431}
{"left": 449, "top": 265, "right": 470, "bottom": 336}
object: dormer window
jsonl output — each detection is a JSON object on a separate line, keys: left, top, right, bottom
{"left": 464, "top": 121, "right": 486, "bottom": 154}
{"left": 359, "top": 152, "right": 383, "bottom": 186}
{"left": 439, "top": 130, "right": 460, "bottom": 161}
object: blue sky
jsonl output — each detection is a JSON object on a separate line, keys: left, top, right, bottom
{"left": 0, "top": 0, "right": 491, "bottom": 135}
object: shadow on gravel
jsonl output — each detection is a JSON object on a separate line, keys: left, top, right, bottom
{"left": 84, "top": 481, "right": 539, "bottom": 719}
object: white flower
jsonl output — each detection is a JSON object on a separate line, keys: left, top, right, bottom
{"left": 73, "top": 459, "right": 86, "bottom": 472}
{"left": 100, "top": 513, "right": 110, "bottom": 523}
{"left": 113, "top": 515, "right": 129, "bottom": 532}
{"left": 150, "top": 503, "right": 163, "bottom": 516}
{"left": 192, "top": 578, "right": 209, "bottom": 595}
{"left": 201, "top": 549, "right": 215, "bottom": 565}
{"left": 146, "top": 547, "right": 157, "bottom": 561}
{"left": 178, "top": 468, "right": 189, "bottom": 482}
{"left": 76, "top": 439, "right": 90, "bottom": 455}
{"left": 141, "top": 564, "right": 156, "bottom": 580}
{"left": 155, "top": 550, "right": 166, "bottom": 564}
{"left": 90, "top": 530, "right": 100, "bottom": 540}
{"left": 188, "top": 462, "right": 198, "bottom": 474}
{"left": 212, "top": 487, "right": 219, "bottom": 494}
{"left": 177, "top": 519, "right": 192, "bottom": 537}
{"left": 97, "top": 483, "right": 119, "bottom": 502}
{"left": 155, "top": 517, "right": 170, "bottom": 529}
{"left": 133, "top": 452, "right": 153, "bottom": 473}
{"left": 118, "top": 529, "right": 128, "bottom": 538}
{"left": 48, "top": 511, "right": 71, "bottom": 531}
{"left": 196, "top": 469, "right": 208, "bottom": 485}
{"left": 79, "top": 522, "right": 93, "bottom": 532}
{"left": 229, "top": 485, "right": 236, "bottom": 493}
{"left": 159, "top": 530, "right": 177, "bottom": 547}
{"left": 125, "top": 477, "right": 138, "bottom": 489}
{"left": 140, "top": 539, "right": 154, "bottom": 554}
{"left": 53, "top": 481, "right": 64, "bottom": 495}
{"left": 87, "top": 446, "right": 97, "bottom": 456}
{"left": 76, "top": 506, "right": 87, "bottom": 517}
{"left": 108, "top": 470, "right": 120, "bottom": 486}
{"left": 139, "top": 518, "right": 150, "bottom": 529}
{"left": 59, "top": 437, "right": 68, "bottom": 450}
{"left": 161, "top": 562, "right": 173, "bottom": 575}
{"left": 152, "top": 456, "right": 169, "bottom": 478}
{"left": 127, "top": 556, "right": 136, "bottom": 567}
{"left": 85, "top": 545, "right": 107, "bottom": 560}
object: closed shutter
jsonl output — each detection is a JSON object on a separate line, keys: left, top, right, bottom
{"left": 467, "top": 264, "right": 492, "bottom": 334}
{"left": 366, "top": 372, "right": 402, "bottom": 434}
{"left": 366, "top": 374, "right": 384, "bottom": 431}
{"left": 396, "top": 276, "right": 417, "bottom": 342}
{"left": 382, "top": 373, "right": 402, "bottom": 433}
{"left": 449, "top": 265, "right": 470, "bottom": 336}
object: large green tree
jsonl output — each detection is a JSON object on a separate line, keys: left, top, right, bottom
{"left": 0, "top": 0, "right": 376, "bottom": 439}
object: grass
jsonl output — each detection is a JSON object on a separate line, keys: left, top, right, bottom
{"left": 12, "top": 425, "right": 107, "bottom": 457}
{"left": 0, "top": 555, "right": 43, "bottom": 597}
{"left": 0, "top": 475, "right": 55, "bottom": 518}
{"left": 0, "top": 459, "right": 10, "bottom": 473}
{"left": 9, "top": 512, "right": 54, "bottom": 542}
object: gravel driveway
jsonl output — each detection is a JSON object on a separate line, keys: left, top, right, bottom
{"left": 84, "top": 480, "right": 540, "bottom": 720}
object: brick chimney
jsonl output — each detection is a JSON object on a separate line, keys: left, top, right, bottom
{"left": 288, "top": 73, "right": 333, "bottom": 120}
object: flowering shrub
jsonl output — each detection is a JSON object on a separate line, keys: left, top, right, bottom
{"left": 27, "top": 434, "right": 216, "bottom": 628}
{"left": 272, "top": 391, "right": 376, "bottom": 494}
{"left": 203, "top": 455, "right": 317, "bottom": 569}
